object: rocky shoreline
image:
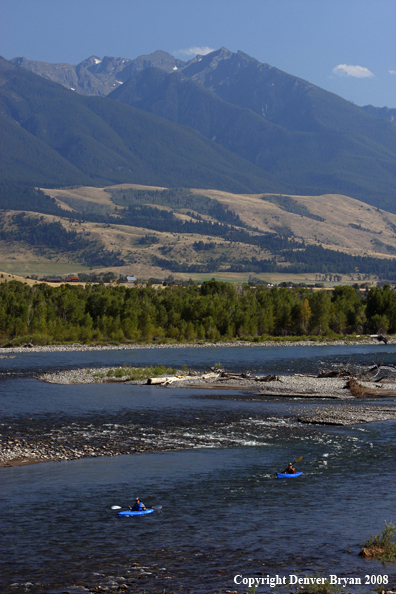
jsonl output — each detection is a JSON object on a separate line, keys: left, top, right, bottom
{"left": 2, "top": 367, "right": 396, "bottom": 468}
{"left": 37, "top": 365, "right": 395, "bottom": 400}
{"left": 2, "top": 338, "right": 396, "bottom": 470}
{"left": 2, "top": 399, "right": 396, "bottom": 469}
{"left": 298, "top": 403, "right": 396, "bottom": 425}
{"left": 0, "top": 336, "right": 392, "bottom": 355}
{"left": 0, "top": 433, "right": 176, "bottom": 469}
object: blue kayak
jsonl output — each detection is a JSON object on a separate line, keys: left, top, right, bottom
{"left": 118, "top": 508, "right": 154, "bottom": 517}
{"left": 277, "top": 472, "right": 303, "bottom": 479}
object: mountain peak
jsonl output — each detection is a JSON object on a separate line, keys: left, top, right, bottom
{"left": 11, "top": 56, "right": 28, "bottom": 66}
{"left": 78, "top": 55, "right": 103, "bottom": 68}
{"left": 236, "top": 49, "right": 260, "bottom": 63}
{"left": 179, "top": 47, "right": 233, "bottom": 78}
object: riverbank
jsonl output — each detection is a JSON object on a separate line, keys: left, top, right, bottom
{"left": 298, "top": 403, "right": 396, "bottom": 425}
{"left": 37, "top": 365, "right": 396, "bottom": 400}
{"left": 0, "top": 336, "right": 393, "bottom": 355}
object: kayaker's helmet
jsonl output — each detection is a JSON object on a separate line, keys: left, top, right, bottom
{"left": 136, "top": 497, "right": 140, "bottom": 501}
{"left": 289, "top": 462, "right": 292, "bottom": 465}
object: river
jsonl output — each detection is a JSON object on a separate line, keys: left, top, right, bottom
{"left": 1, "top": 344, "right": 395, "bottom": 593}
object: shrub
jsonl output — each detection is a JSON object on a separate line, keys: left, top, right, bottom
{"left": 361, "top": 522, "right": 396, "bottom": 562}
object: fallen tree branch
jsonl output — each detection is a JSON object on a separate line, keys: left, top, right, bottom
{"left": 317, "top": 369, "right": 350, "bottom": 378}
{"left": 255, "top": 374, "right": 280, "bottom": 382}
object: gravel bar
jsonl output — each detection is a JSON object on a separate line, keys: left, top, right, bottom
{"left": 0, "top": 337, "right": 392, "bottom": 355}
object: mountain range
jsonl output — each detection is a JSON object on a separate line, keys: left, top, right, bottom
{"left": 11, "top": 51, "right": 184, "bottom": 96}
{"left": 11, "top": 49, "right": 396, "bottom": 122}
{"left": 0, "top": 56, "right": 272, "bottom": 193}
{"left": 1, "top": 48, "right": 395, "bottom": 213}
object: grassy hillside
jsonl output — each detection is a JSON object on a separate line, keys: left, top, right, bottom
{"left": 2, "top": 184, "right": 396, "bottom": 282}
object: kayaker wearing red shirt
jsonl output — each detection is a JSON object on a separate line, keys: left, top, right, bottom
{"left": 284, "top": 463, "right": 295, "bottom": 474}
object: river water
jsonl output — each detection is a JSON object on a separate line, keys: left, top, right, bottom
{"left": 1, "top": 344, "right": 396, "bottom": 593}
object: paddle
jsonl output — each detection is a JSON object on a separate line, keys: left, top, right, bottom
{"left": 111, "top": 505, "right": 162, "bottom": 511}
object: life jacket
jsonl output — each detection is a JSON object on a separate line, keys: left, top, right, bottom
{"left": 287, "top": 467, "right": 295, "bottom": 474}
{"left": 132, "top": 502, "right": 144, "bottom": 511}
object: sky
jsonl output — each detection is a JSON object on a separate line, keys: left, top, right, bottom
{"left": 0, "top": 0, "right": 395, "bottom": 108}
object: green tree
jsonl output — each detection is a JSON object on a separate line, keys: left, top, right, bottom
{"left": 309, "top": 291, "right": 331, "bottom": 335}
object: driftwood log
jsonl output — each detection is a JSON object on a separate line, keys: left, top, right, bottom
{"left": 147, "top": 372, "right": 219, "bottom": 385}
{"left": 255, "top": 374, "right": 280, "bottom": 382}
{"left": 220, "top": 371, "right": 251, "bottom": 379}
{"left": 345, "top": 377, "right": 396, "bottom": 398}
{"left": 370, "top": 334, "right": 389, "bottom": 344}
{"left": 147, "top": 376, "right": 188, "bottom": 385}
{"left": 359, "top": 547, "right": 385, "bottom": 558}
{"left": 317, "top": 369, "right": 350, "bottom": 378}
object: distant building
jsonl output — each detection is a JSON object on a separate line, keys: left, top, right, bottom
{"left": 126, "top": 276, "right": 137, "bottom": 283}
{"left": 65, "top": 276, "right": 79, "bottom": 282}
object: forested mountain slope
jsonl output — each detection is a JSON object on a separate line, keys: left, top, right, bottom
{"left": 10, "top": 48, "right": 396, "bottom": 210}
{"left": 0, "top": 58, "right": 273, "bottom": 192}
{"left": 110, "top": 65, "right": 396, "bottom": 208}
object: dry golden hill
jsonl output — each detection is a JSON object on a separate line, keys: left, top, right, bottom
{"left": 0, "top": 271, "right": 40, "bottom": 285}
{"left": 191, "top": 189, "right": 396, "bottom": 258}
{"left": 1, "top": 184, "right": 396, "bottom": 282}
{"left": 46, "top": 185, "right": 396, "bottom": 258}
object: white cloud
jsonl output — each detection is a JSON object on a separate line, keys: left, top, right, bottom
{"left": 389, "top": 70, "right": 396, "bottom": 75}
{"left": 332, "top": 64, "right": 374, "bottom": 78}
{"left": 175, "top": 46, "right": 216, "bottom": 58}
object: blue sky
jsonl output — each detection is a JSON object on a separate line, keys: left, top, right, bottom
{"left": 1, "top": 0, "right": 395, "bottom": 107}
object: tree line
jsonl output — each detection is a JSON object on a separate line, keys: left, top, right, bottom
{"left": 0, "top": 213, "right": 125, "bottom": 267}
{"left": 0, "top": 280, "right": 395, "bottom": 346}
{"left": 110, "top": 187, "right": 244, "bottom": 225}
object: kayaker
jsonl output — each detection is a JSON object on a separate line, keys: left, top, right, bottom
{"left": 284, "top": 462, "right": 295, "bottom": 474}
{"left": 129, "top": 497, "right": 146, "bottom": 511}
